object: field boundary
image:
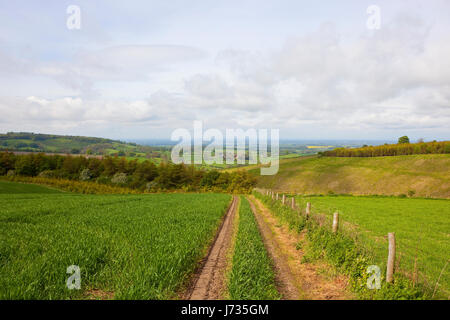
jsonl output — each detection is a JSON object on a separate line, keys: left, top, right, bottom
{"left": 248, "top": 195, "right": 351, "bottom": 300}
{"left": 254, "top": 189, "right": 445, "bottom": 299}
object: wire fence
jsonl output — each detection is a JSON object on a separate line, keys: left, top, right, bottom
{"left": 254, "top": 188, "right": 449, "bottom": 299}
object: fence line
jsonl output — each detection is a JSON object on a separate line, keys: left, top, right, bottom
{"left": 254, "top": 188, "right": 449, "bottom": 296}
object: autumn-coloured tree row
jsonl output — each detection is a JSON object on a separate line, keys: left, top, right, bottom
{"left": 321, "top": 141, "right": 450, "bottom": 157}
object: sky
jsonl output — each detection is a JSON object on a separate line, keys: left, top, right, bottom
{"left": 0, "top": 0, "right": 449, "bottom": 141}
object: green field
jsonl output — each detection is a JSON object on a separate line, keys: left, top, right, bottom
{"left": 0, "top": 181, "right": 62, "bottom": 194}
{"left": 228, "top": 197, "right": 280, "bottom": 300}
{"left": 0, "top": 191, "right": 231, "bottom": 299}
{"left": 294, "top": 195, "right": 450, "bottom": 296}
{"left": 255, "top": 154, "right": 450, "bottom": 198}
{"left": 0, "top": 132, "right": 168, "bottom": 161}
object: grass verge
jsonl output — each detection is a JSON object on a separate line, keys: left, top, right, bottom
{"left": 227, "top": 196, "right": 281, "bottom": 300}
{"left": 253, "top": 191, "right": 431, "bottom": 299}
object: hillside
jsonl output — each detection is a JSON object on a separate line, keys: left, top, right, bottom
{"left": 254, "top": 154, "right": 450, "bottom": 198}
{"left": 0, "top": 132, "right": 169, "bottom": 161}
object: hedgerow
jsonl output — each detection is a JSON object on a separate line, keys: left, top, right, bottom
{"left": 322, "top": 140, "right": 450, "bottom": 157}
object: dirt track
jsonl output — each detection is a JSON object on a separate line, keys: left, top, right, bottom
{"left": 248, "top": 195, "right": 351, "bottom": 300}
{"left": 185, "top": 195, "right": 238, "bottom": 300}
{"left": 184, "top": 194, "right": 349, "bottom": 300}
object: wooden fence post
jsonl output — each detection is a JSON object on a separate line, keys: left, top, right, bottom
{"left": 282, "top": 194, "right": 286, "bottom": 205}
{"left": 276, "top": 193, "right": 279, "bottom": 200}
{"left": 291, "top": 197, "right": 295, "bottom": 209}
{"left": 306, "top": 202, "right": 311, "bottom": 218}
{"left": 386, "top": 232, "right": 396, "bottom": 283}
{"left": 332, "top": 212, "right": 339, "bottom": 233}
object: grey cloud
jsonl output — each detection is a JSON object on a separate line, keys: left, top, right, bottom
{"left": 1, "top": 14, "right": 449, "bottom": 137}
{"left": 0, "top": 45, "right": 206, "bottom": 98}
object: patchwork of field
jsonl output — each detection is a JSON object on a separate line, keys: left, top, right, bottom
{"left": 294, "top": 195, "right": 450, "bottom": 296}
{"left": 0, "top": 191, "right": 231, "bottom": 299}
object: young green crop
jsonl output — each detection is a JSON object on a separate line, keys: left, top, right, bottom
{"left": 0, "top": 180, "right": 62, "bottom": 194}
{"left": 228, "top": 196, "right": 280, "bottom": 300}
{"left": 0, "top": 192, "right": 231, "bottom": 299}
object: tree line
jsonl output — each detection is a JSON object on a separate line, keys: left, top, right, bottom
{"left": 0, "top": 152, "right": 257, "bottom": 193}
{"left": 321, "top": 140, "right": 450, "bottom": 157}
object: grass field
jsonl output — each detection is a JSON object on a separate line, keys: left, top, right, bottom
{"left": 228, "top": 197, "right": 280, "bottom": 300}
{"left": 0, "top": 132, "right": 168, "bottom": 162}
{"left": 0, "top": 180, "right": 62, "bottom": 194}
{"left": 0, "top": 189, "right": 231, "bottom": 299}
{"left": 294, "top": 195, "right": 450, "bottom": 296}
{"left": 255, "top": 154, "right": 450, "bottom": 198}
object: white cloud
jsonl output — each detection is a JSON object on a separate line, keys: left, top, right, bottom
{"left": 0, "top": 45, "right": 206, "bottom": 98}
{"left": 0, "top": 8, "right": 449, "bottom": 139}
{"left": 76, "top": 45, "right": 206, "bottom": 81}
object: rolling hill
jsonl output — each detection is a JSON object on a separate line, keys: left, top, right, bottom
{"left": 253, "top": 154, "right": 450, "bottom": 199}
{"left": 0, "top": 132, "right": 169, "bottom": 162}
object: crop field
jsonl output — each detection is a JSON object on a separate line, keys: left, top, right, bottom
{"left": 228, "top": 197, "right": 280, "bottom": 300}
{"left": 294, "top": 195, "right": 450, "bottom": 296}
{"left": 0, "top": 181, "right": 62, "bottom": 194}
{"left": 0, "top": 190, "right": 231, "bottom": 299}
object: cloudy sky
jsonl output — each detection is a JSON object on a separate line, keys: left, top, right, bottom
{"left": 0, "top": 0, "right": 449, "bottom": 140}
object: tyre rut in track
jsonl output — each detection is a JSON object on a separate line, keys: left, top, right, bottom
{"left": 247, "top": 196, "right": 351, "bottom": 300}
{"left": 185, "top": 195, "right": 238, "bottom": 300}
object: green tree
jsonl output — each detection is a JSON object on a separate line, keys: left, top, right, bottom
{"left": 0, "top": 152, "right": 15, "bottom": 175}
{"left": 133, "top": 160, "right": 157, "bottom": 182}
{"left": 200, "top": 170, "right": 221, "bottom": 188}
{"left": 398, "top": 136, "right": 410, "bottom": 144}
{"left": 15, "top": 155, "right": 37, "bottom": 176}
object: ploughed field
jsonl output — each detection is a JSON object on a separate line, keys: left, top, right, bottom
{"left": 0, "top": 188, "right": 231, "bottom": 299}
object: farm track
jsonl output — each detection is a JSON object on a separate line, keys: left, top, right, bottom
{"left": 247, "top": 196, "right": 302, "bottom": 300}
{"left": 185, "top": 195, "right": 239, "bottom": 300}
{"left": 247, "top": 195, "right": 351, "bottom": 300}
